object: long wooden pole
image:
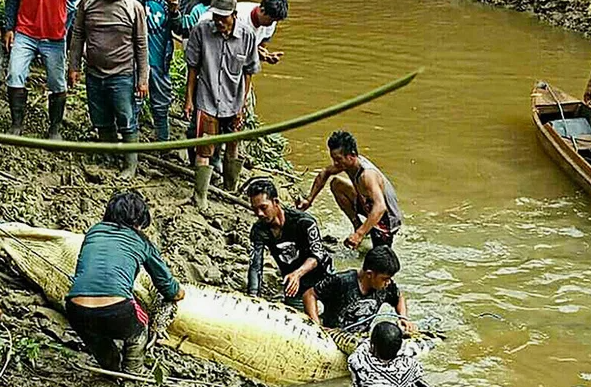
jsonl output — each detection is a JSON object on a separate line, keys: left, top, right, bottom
{"left": 0, "top": 69, "right": 422, "bottom": 153}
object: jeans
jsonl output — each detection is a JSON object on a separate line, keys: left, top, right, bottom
{"left": 136, "top": 65, "right": 172, "bottom": 141}
{"left": 6, "top": 32, "right": 66, "bottom": 93}
{"left": 86, "top": 72, "right": 136, "bottom": 135}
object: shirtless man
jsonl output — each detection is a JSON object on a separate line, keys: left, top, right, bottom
{"left": 297, "top": 131, "right": 402, "bottom": 249}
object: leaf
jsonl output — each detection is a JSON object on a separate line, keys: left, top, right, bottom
{"left": 153, "top": 363, "right": 169, "bottom": 386}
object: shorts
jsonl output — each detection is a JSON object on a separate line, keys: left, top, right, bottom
{"left": 356, "top": 197, "right": 400, "bottom": 247}
{"left": 192, "top": 110, "right": 242, "bottom": 157}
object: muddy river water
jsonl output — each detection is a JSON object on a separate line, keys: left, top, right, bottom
{"left": 254, "top": 0, "right": 591, "bottom": 386}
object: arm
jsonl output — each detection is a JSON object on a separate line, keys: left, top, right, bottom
{"left": 143, "top": 246, "right": 182, "bottom": 302}
{"left": 283, "top": 258, "right": 317, "bottom": 297}
{"left": 4, "top": 0, "right": 19, "bottom": 50}
{"left": 68, "top": 0, "right": 86, "bottom": 87}
{"left": 297, "top": 165, "right": 341, "bottom": 211}
{"left": 394, "top": 290, "right": 417, "bottom": 332}
{"left": 183, "top": 26, "right": 201, "bottom": 119}
{"left": 184, "top": 66, "right": 198, "bottom": 120}
{"left": 133, "top": 4, "right": 149, "bottom": 96}
{"left": 246, "top": 240, "right": 265, "bottom": 297}
{"left": 302, "top": 287, "right": 321, "bottom": 324}
{"left": 345, "top": 170, "right": 386, "bottom": 249}
{"left": 167, "top": 0, "right": 182, "bottom": 36}
{"left": 284, "top": 219, "right": 329, "bottom": 297}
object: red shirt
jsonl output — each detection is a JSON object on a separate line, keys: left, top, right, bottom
{"left": 16, "top": 0, "right": 67, "bottom": 40}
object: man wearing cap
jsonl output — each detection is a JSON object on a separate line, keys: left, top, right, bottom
{"left": 183, "top": 0, "right": 260, "bottom": 210}
{"left": 195, "top": 0, "right": 288, "bottom": 173}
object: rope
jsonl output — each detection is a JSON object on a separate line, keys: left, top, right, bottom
{"left": 342, "top": 312, "right": 407, "bottom": 332}
{"left": 0, "top": 69, "right": 422, "bottom": 154}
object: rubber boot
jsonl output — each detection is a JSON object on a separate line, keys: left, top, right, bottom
{"left": 122, "top": 327, "right": 148, "bottom": 376}
{"left": 48, "top": 92, "right": 66, "bottom": 141}
{"left": 223, "top": 157, "right": 243, "bottom": 192}
{"left": 193, "top": 165, "right": 213, "bottom": 210}
{"left": 7, "top": 87, "right": 27, "bottom": 135}
{"left": 210, "top": 145, "right": 223, "bottom": 174}
{"left": 97, "top": 127, "right": 118, "bottom": 165}
{"left": 120, "top": 132, "right": 138, "bottom": 180}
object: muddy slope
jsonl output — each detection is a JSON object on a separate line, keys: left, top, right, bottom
{"left": 0, "top": 65, "right": 299, "bottom": 387}
{"left": 475, "top": 0, "right": 591, "bottom": 36}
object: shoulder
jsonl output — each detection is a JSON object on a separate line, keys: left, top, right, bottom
{"left": 250, "top": 220, "right": 268, "bottom": 240}
{"left": 286, "top": 207, "right": 317, "bottom": 226}
{"left": 235, "top": 20, "right": 256, "bottom": 40}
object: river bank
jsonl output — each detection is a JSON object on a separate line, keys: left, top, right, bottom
{"left": 475, "top": 0, "right": 591, "bottom": 37}
{"left": 0, "top": 65, "right": 302, "bottom": 387}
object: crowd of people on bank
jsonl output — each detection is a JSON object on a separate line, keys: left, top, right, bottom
{"left": 2, "top": 0, "right": 430, "bottom": 385}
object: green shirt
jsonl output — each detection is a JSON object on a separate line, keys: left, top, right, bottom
{"left": 67, "top": 222, "right": 180, "bottom": 301}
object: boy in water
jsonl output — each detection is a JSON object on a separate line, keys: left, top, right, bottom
{"left": 348, "top": 321, "right": 429, "bottom": 387}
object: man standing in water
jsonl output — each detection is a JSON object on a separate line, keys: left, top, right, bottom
{"left": 247, "top": 179, "right": 334, "bottom": 310}
{"left": 297, "top": 131, "right": 402, "bottom": 249}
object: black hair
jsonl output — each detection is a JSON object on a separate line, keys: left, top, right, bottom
{"left": 103, "top": 191, "right": 151, "bottom": 230}
{"left": 327, "top": 130, "right": 358, "bottom": 156}
{"left": 246, "top": 179, "right": 278, "bottom": 200}
{"left": 371, "top": 321, "right": 403, "bottom": 360}
{"left": 260, "top": 0, "right": 288, "bottom": 20}
{"left": 362, "top": 245, "right": 400, "bottom": 276}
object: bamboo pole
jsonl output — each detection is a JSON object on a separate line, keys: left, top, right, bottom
{"left": 0, "top": 69, "right": 422, "bottom": 153}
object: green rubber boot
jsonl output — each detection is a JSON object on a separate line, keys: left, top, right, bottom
{"left": 120, "top": 132, "right": 138, "bottom": 180}
{"left": 223, "top": 157, "right": 243, "bottom": 192}
{"left": 193, "top": 165, "right": 213, "bottom": 210}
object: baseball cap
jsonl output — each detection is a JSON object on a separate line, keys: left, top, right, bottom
{"left": 210, "top": 0, "right": 236, "bottom": 16}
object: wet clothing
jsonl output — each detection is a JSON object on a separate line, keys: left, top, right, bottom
{"left": 67, "top": 222, "right": 180, "bottom": 301}
{"left": 201, "top": 2, "right": 277, "bottom": 46}
{"left": 349, "top": 156, "right": 402, "bottom": 245}
{"left": 348, "top": 339, "right": 428, "bottom": 387}
{"left": 66, "top": 298, "right": 148, "bottom": 373}
{"left": 313, "top": 269, "right": 400, "bottom": 333}
{"left": 69, "top": 0, "right": 149, "bottom": 86}
{"left": 5, "top": 0, "right": 67, "bottom": 40}
{"left": 248, "top": 207, "right": 334, "bottom": 298}
{"left": 185, "top": 19, "right": 260, "bottom": 118}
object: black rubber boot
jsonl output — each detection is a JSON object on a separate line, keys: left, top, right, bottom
{"left": 7, "top": 87, "right": 27, "bottom": 136}
{"left": 48, "top": 92, "right": 66, "bottom": 140}
{"left": 120, "top": 132, "right": 138, "bottom": 180}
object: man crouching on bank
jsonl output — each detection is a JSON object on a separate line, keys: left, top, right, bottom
{"left": 246, "top": 180, "right": 334, "bottom": 310}
{"left": 65, "top": 191, "right": 185, "bottom": 376}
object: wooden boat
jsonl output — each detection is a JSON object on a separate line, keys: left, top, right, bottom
{"left": 531, "top": 81, "right": 591, "bottom": 194}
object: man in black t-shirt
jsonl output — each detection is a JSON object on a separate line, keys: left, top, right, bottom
{"left": 303, "top": 245, "right": 416, "bottom": 333}
{"left": 246, "top": 180, "right": 334, "bottom": 310}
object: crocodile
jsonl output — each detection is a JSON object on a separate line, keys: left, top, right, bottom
{"left": 0, "top": 222, "right": 442, "bottom": 385}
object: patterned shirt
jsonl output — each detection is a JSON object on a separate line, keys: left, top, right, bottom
{"left": 348, "top": 340, "right": 428, "bottom": 387}
{"left": 248, "top": 207, "right": 334, "bottom": 297}
{"left": 314, "top": 270, "right": 400, "bottom": 332}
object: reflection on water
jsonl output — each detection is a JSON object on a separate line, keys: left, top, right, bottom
{"left": 254, "top": 0, "right": 591, "bottom": 385}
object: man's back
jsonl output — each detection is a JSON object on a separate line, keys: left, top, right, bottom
{"left": 313, "top": 269, "right": 400, "bottom": 332}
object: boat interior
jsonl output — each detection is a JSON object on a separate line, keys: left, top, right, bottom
{"left": 537, "top": 101, "right": 591, "bottom": 161}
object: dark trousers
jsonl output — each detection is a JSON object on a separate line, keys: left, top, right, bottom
{"left": 66, "top": 299, "right": 148, "bottom": 374}
{"left": 86, "top": 73, "right": 137, "bottom": 136}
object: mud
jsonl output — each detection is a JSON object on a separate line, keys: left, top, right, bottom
{"left": 0, "top": 65, "right": 299, "bottom": 387}
{"left": 475, "top": 0, "right": 591, "bottom": 37}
